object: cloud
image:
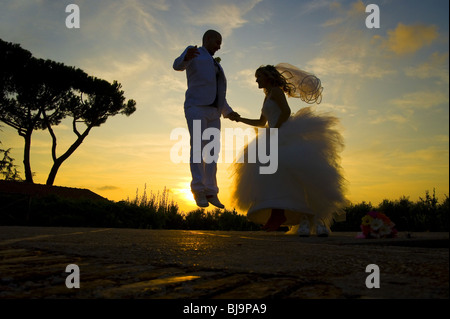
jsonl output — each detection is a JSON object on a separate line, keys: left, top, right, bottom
{"left": 86, "top": 0, "right": 169, "bottom": 36}
{"left": 233, "top": 68, "right": 257, "bottom": 89}
{"left": 180, "top": 0, "right": 262, "bottom": 37}
{"left": 321, "top": 17, "right": 344, "bottom": 28}
{"left": 300, "top": 0, "right": 366, "bottom": 18}
{"left": 374, "top": 23, "right": 439, "bottom": 55}
{"left": 307, "top": 56, "right": 361, "bottom": 76}
{"left": 404, "top": 52, "right": 449, "bottom": 83}
{"left": 320, "top": 0, "right": 365, "bottom": 27}
{"left": 390, "top": 90, "right": 449, "bottom": 110}
{"left": 97, "top": 185, "right": 121, "bottom": 191}
{"left": 301, "top": 0, "right": 337, "bottom": 15}
{"left": 307, "top": 1, "right": 394, "bottom": 79}
{"left": 307, "top": 55, "right": 396, "bottom": 79}
{"left": 348, "top": 0, "right": 366, "bottom": 16}
{"left": 82, "top": 52, "right": 159, "bottom": 81}
{"left": 369, "top": 113, "right": 410, "bottom": 125}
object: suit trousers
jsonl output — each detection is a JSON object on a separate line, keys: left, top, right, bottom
{"left": 185, "top": 105, "right": 221, "bottom": 196}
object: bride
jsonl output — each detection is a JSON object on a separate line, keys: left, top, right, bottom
{"left": 230, "top": 63, "right": 348, "bottom": 236}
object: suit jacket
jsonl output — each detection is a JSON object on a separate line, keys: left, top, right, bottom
{"left": 173, "top": 46, "right": 233, "bottom": 117}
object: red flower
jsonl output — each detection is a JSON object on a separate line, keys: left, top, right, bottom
{"left": 361, "top": 225, "right": 371, "bottom": 236}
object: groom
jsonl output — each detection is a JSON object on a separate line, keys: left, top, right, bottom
{"left": 173, "top": 30, "right": 239, "bottom": 208}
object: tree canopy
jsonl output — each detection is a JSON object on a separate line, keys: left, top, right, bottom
{"left": 0, "top": 38, "right": 136, "bottom": 185}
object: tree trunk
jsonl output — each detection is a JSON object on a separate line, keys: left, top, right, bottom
{"left": 22, "top": 130, "right": 34, "bottom": 183}
{"left": 46, "top": 158, "right": 63, "bottom": 186}
{"left": 45, "top": 126, "right": 92, "bottom": 186}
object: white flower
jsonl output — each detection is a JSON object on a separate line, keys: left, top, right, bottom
{"left": 379, "top": 224, "right": 392, "bottom": 237}
{"left": 370, "top": 218, "right": 384, "bottom": 231}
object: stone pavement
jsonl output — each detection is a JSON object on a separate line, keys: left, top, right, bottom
{"left": 0, "top": 226, "right": 448, "bottom": 300}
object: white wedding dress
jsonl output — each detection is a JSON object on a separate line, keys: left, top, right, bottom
{"left": 230, "top": 98, "right": 347, "bottom": 233}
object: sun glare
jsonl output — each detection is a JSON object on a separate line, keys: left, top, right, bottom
{"left": 172, "top": 181, "right": 198, "bottom": 213}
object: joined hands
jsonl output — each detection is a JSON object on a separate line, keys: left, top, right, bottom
{"left": 227, "top": 112, "right": 241, "bottom": 122}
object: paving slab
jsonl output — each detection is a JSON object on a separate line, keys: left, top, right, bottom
{"left": 0, "top": 226, "right": 448, "bottom": 301}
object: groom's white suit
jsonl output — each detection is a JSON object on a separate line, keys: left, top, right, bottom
{"left": 173, "top": 45, "right": 236, "bottom": 204}
{"left": 174, "top": 46, "right": 233, "bottom": 115}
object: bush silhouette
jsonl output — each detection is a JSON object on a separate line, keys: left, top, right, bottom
{"left": 0, "top": 186, "right": 448, "bottom": 232}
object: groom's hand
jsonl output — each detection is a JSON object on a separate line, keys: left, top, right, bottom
{"left": 184, "top": 46, "right": 199, "bottom": 61}
{"left": 227, "top": 112, "right": 240, "bottom": 121}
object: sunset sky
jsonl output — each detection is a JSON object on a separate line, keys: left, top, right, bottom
{"left": 1, "top": 0, "right": 448, "bottom": 214}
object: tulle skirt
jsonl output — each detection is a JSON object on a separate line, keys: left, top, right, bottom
{"left": 229, "top": 106, "right": 348, "bottom": 232}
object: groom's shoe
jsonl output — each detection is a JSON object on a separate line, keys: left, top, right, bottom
{"left": 193, "top": 192, "right": 209, "bottom": 208}
{"left": 206, "top": 194, "right": 225, "bottom": 209}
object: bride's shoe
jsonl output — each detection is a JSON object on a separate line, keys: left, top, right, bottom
{"left": 262, "top": 209, "right": 286, "bottom": 231}
{"left": 316, "top": 220, "right": 329, "bottom": 237}
{"left": 297, "top": 218, "right": 310, "bottom": 237}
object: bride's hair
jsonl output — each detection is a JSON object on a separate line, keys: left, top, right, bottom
{"left": 256, "top": 65, "right": 296, "bottom": 96}
{"left": 257, "top": 64, "right": 323, "bottom": 104}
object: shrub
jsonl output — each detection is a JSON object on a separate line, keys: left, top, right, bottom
{"left": 331, "top": 189, "right": 449, "bottom": 232}
{"left": 1, "top": 187, "right": 448, "bottom": 232}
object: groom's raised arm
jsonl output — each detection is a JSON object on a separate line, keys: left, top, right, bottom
{"left": 173, "top": 45, "right": 197, "bottom": 71}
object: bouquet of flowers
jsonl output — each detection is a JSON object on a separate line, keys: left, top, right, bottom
{"left": 356, "top": 211, "right": 398, "bottom": 239}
